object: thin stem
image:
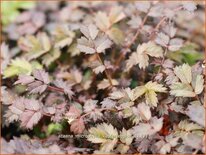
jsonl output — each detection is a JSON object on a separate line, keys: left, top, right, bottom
{"left": 47, "top": 85, "right": 64, "bottom": 93}
{"left": 47, "top": 85, "right": 81, "bottom": 103}
{"left": 151, "top": 48, "right": 168, "bottom": 80}
{"left": 95, "top": 52, "right": 113, "bottom": 87}
{"left": 115, "top": 9, "right": 150, "bottom": 67}
{"left": 150, "top": 6, "right": 183, "bottom": 40}
{"left": 127, "top": 12, "right": 149, "bottom": 48}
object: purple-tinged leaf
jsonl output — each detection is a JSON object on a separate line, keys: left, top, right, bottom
{"left": 70, "top": 118, "right": 85, "bottom": 134}
{"left": 33, "top": 69, "right": 50, "bottom": 84}
{"left": 20, "top": 110, "right": 42, "bottom": 129}
{"left": 27, "top": 81, "right": 47, "bottom": 94}
{"left": 14, "top": 74, "right": 35, "bottom": 85}
{"left": 53, "top": 80, "right": 74, "bottom": 99}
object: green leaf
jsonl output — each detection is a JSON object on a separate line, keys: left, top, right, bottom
{"left": 47, "top": 123, "right": 63, "bottom": 136}
{"left": 1, "top": 1, "right": 36, "bottom": 25}
{"left": 167, "top": 43, "right": 203, "bottom": 65}
{"left": 31, "top": 61, "right": 43, "bottom": 70}
{"left": 133, "top": 86, "right": 147, "bottom": 100}
{"left": 130, "top": 80, "right": 138, "bottom": 88}
{"left": 3, "top": 59, "right": 32, "bottom": 78}
{"left": 33, "top": 126, "right": 46, "bottom": 139}
{"left": 133, "top": 81, "right": 166, "bottom": 106}
{"left": 3, "top": 59, "right": 42, "bottom": 78}
{"left": 145, "top": 90, "right": 158, "bottom": 107}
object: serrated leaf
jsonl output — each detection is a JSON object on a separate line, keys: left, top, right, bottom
{"left": 18, "top": 32, "right": 51, "bottom": 60}
{"left": 175, "top": 120, "right": 203, "bottom": 137}
{"left": 83, "top": 99, "right": 103, "bottom": 121}
{"left": 100, "top": 139, "right": 118, "bottom": 153}
{"left": 33, "top": 69, "right": 50, "bottom": 84}
{"left": 109, "top": 90, "right": 125, "bottom": 100}
{"left": 93, "top": 64, "right": 105, "bottom": 74}
{"left": 95, "top": 35, "right": 112, "bottom": 53}
{"left": 14, "top": 75, "right": 35, "bottom": 85}
{"left": 145, "top": 90, "right": 158, "bottom": 107}
{"left": 132, "top": 117, "right": 163, "bottom": 138}
{"left": 80, "top": 24, "right": 99, "bottom": 40}
{"left": 77, "top": 29, "right": 112, "bottom": 54}
{"left": 47, "top": 123, "right": 62, "bottom": 136}
{"left": 133, "top": 81, "right": 166, "bottom": 107}
{"left": 194, "top": 75, "right": 204, "bottom": 94}
{"left": 42, "top": 48, "right": 61, "bottom": 67}
{"left": 186, "top": 104, "right": 205, "bottom": 127}
{"left": 101, "top": 98, "right": 116, "bottom": 109}
{"left": 95, "top": 6, "right": 125, "bottom": 33}
{"left": 51, "top": 25, "right": 75, "bottom": 48}
{"left": 137, "top": 103, "right": 151, "bottom": 121}
{"left": 170, "top": 82, "right": 195, "bottom": 97}
{"left": 3, "top": 58, "right": 32, "bottom": 78}
{"left": 20, "top": 110, "right": 42, "bottom": 129}
{"left": 17, "top": 98, "right": 42, "bottom": 129}
{"left": 155, "top": 32, "right": 170, "bottom": 47}
{"left": 174, "top": 63, "right": 192, "bottom": 84}
{"left": 77, "top": 37, "right": 96, "bottom": 54}
{"left": 120, "top": 128, "right": 133, "bottom": 145}
{"left": 126, "top": 52, "right": 139, "bottom": 71}
{"left": 145, "top": 81, "right": 167, "bottom": 93}
{"left": 126, "top": 41, "right": 163, "bottom": 70}
{"left": 70, "top": 118, "right": 85, "bottom": 134}
{"left": 53, "top": 79, "right": 74, "bottom": 99}
{"left": 27, "top": 81, "right": 47, "bottom": 94}
{"left": 66, "top": 105, "right": 82, "bottom": 124}
{"left": 87, "top": 123, "right": 118, "bottom": 148}
{"left": 9, "top": 97, "right": 25, "bottom": 116}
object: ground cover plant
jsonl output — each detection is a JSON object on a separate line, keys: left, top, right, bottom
{"left": 1, "top": 1, "right": 205, "bottom": 154}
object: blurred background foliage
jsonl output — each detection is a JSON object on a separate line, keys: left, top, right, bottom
{"left": 1, "top": 1, "right": 36, "bottom": 25}
{"left": 1, "top": 0, "right": 205, "bottom": 142}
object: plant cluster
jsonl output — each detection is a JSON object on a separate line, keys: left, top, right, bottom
{"left": 1, "top": 1, "right": 205, "bottom": 154}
